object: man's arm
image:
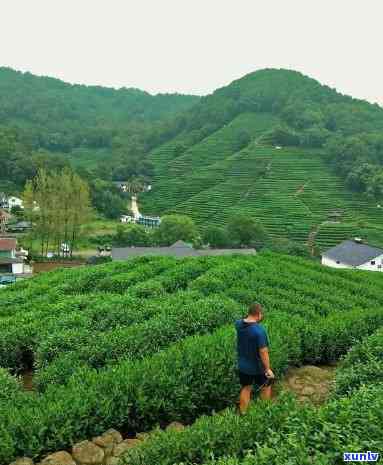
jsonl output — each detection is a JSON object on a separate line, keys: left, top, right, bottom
{"left": 259, "top": 347, "right": 274, "bottom": 378}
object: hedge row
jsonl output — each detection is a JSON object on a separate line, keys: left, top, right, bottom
{"left": 0, "top": 292, "right": 165, "bottom": 372}
{"left": 0, "top": 368, "right": 21, "bottom": 403}
{"left": 123, "top": 393, "right": 304, "bottom": 465}
{"left": 35, "top": 295, "right": 244, "bottom": 390}
{"left": 35, "top": 290, "right": 202, "bottom": 367}
{"left": 0, "top": 257, "right": 225, "bottom": 373}
{"left": 334, "top": 327, "right": 383, "bottom": 396}
{"left": 1, "top": 304, "right": 382, "bottom": 463}
{"left": 0, "top": 311, "right": 300, "bottom": 463}
{"left": 0, "top": 266, "right": 103, "bottom": 318}
{"left": 0, "top": 256, "right": 176, "bottom": 318}
{"left": 201, "top": 384, "right": 383, "bottom": 465}
{"left": 122, "top": 382, "right": 383, "bottom": 465}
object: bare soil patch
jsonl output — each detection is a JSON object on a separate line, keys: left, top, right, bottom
{"left": 276, "top": 364, "right": 337, "bottom": 405}
{"left": 33, "top": 261, "right": 84, "bottom": 274}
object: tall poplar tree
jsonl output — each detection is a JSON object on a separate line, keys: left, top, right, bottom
{"left": 23, "top": 168, "right": 92, "bottom": 257}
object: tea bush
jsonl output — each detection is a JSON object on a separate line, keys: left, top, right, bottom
{"left": 35, "top": 295, "right": 244, "bottom": 389}
{"left": 1, "top": 252, "right": 383, "bottom": 463}
{"left": 334, "top": 327, "right": 383, "bottom": 396}
{"left": 202, "top": 383, "right": 383, "bottom": 465}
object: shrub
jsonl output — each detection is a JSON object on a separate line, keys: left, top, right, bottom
{"left": 123, "top": 383, "right": 383, "bottom": 465}
{"left": 35, "top": 296, "right": 244, "bottom": 389}
{"left": 334, "top": 327, "right": 383, "bottom": 396}
{"left": 0, "top": 368, "right": 22, "bottom": 402}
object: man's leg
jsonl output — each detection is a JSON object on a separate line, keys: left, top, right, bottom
{"left": 260, "top": 384, "right": 272, "bottom": 400}
{"left": 239, "top": 385, "right": 253, "bottom": 414}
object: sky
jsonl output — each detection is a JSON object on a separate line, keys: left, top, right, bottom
{"left": 1, "top": 0, "right": 383, "bottom": 105}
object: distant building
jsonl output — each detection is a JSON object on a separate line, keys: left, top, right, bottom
{"left": 322, "top": 239, "right": 383, "bottom": 272}
{"left": 136, "top": 215, "right": 161, "bottom": 228}
{"left": 0, "top": 195, "right": 24, "bottom": 211}
{"left": 112, "top": 240, "right": 256, "bottom": 260}
{"left": 0, "top": 193, "right": 8, "bottom": 210}
{"left": 0, "top": 237, "right": 32, "bottom": 278}
{"left": 6, "top": 221, "right": 32, "bottom": 233}
{"left": 120, "top": 215, "right": 134, "bottom": 223}
{"left": 120, "top": 214, "right": 160, "bottom": 227}
{"left": 113, "top": 181, "right": 129, "bottom": 193}
{"left": 7, "top": 196, "right": 24, "bottom": 210}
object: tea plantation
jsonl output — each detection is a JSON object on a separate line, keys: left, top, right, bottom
{"left": 1, "top": 253, "right": 383, "bottom": 463}
{"left": 141, "top": 112, "right": 383, "bottom": 250}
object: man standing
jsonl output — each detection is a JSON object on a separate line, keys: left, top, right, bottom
{"left": 235, "top": 302, "right": 274, "bottom": 414}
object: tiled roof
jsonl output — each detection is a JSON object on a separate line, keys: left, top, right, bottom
{"left": 0, "top": 237, "right": 17, "bottom": 251}
{"left": 322, "top": 240, "right": 383, "bottom": 266}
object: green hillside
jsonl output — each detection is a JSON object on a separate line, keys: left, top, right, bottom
{"left": 2, "top": 67, "right": 383, "bottom": 248}
{"left": 1, "top": 253, "right": 383, "bottom": 463}
{"left": 142, "top": 141, "right": 383, "bottom": 251}
{"left": 0, "top": 67, "right": 199, "bottom": 192}
{"left": 0, "top": 67, "right": 199, "bottom": 149}
{"left": 140, "top": 69, "right": 383, "bottom": 251}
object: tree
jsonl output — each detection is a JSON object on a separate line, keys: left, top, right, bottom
{"left": 114, "top": 224, "right": 151, "bottom": 247}
{"left": 89, "top": 179, "right": 126, "bottom": 219}
{"left": 202, "top": 225, "right": 229, "bottom": 248}
{"left": 226, "top": 214, "right": 268, "bottom": 248}
{"left": 23, "top": 168, "right": 92, "bottom": 256}
{"left": 125, "top": 177, "right": 145, "bottom": 195}
{"left": 10, "top": 205, "right": 24, "bottom": 218}
{"left": 153, "top": 215, "right": 200, "bottom": 246}
{"left": 268, "top": 237, "right": 311, "bottom": 258}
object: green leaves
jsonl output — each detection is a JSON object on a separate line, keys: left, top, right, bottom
{"left": 1, "top": 253, "right": 383, "bottom": 462}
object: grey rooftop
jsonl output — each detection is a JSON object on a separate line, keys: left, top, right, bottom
{"left": 322, "top": 240, "right": 383, "bottom": 266}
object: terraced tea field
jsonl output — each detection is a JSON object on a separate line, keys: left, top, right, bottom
{"left": 142, "top": 121, "right": 383, "bottom": 250}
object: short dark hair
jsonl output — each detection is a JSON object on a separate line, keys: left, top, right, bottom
{"left": 248, "top": 302, "right": 263, "bottom": 316}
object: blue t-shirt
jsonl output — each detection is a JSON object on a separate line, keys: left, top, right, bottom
{"left": 235, "top": 319, "right": 269, "bottom": 375}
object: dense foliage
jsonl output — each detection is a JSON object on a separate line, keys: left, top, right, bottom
{"left": 0, "top": 253, "right": 383, "bottom": 463}
{"left": 0, "top": 67, "right": 198, "bottom": 205}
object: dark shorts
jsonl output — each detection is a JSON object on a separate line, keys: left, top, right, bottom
{"left": 238, "top": 371, "right": 270, "bottom": 388}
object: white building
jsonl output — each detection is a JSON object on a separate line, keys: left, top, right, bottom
{"left": 7, "top": 196, "right": 24, "bottom": 210}
{"left": 322, "top": 239, "right": 383, "bottom": 272}
{"left": 120, "top": 215, "right": 134, "bottom": 223}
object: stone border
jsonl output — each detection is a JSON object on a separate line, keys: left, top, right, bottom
{"left": 10, "top": 423, "right": 185, "bottom": 465}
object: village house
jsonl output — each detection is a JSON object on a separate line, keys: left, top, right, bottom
{"left": 112, "top": 240, "right": 256, "bottom": 260}
{"left": 0, "top": 194, "right": 24, "bottom": 211}
{"left": 0, "top": 237, "right": 32, "bottom": 280}
{"left": 120, "top": 214, "right": 161, "bottom": 227}
{"left": 8, "top": 196, "right": 24, "bottom": 210}
{"left": 322, "top": 238, "right": 383, "bottom": 272}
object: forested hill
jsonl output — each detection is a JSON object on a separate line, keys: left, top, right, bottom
{"left": 141, "top": 69, "right": 383, "bottom": 251}
{"left": 0, "top": 67, "right": 199, "bottom": 152}
{"left": 0, "top": 67, "right": 199, "bottom": 193}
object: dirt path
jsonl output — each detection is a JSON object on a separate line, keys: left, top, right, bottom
{"left": 295, "top": 182, "right": 308, "bottom": 196}
{"left": 307, "top": 224, "right": 321, "bottom": 256}
{"left": 131, "top": 195, "right": 140, "bottom": 219}
{"left": 276, "top": 365, "right": 336, "bottom": 405}
{"left": 21, "top": 370, "right": 35, "bottom": 391}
